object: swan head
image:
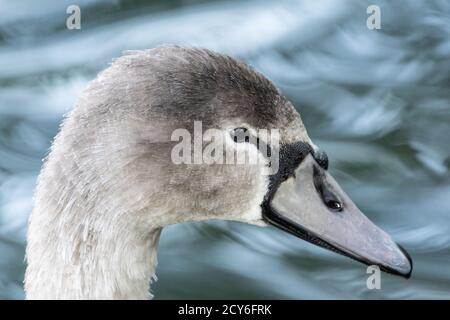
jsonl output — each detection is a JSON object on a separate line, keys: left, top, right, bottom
{"left": 40, "top": 45, "right": 412, "bottom": 282}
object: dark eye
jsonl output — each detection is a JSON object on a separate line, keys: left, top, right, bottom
{"left": 231, "top": 127, "right": 250, "bottom": 143}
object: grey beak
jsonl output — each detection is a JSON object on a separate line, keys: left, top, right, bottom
{"left": 263, "top": 154, "right": 412, "bottom": 278}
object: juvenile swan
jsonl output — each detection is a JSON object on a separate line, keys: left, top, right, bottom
{"left": 25, "top": 46, "right": 412, "bottom": 299}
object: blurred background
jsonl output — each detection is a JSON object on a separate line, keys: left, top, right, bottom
{"left": 0, "top": 0, "right": 449, "bottom": 299}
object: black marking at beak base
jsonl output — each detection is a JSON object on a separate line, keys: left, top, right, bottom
{"left": 266, "top": 142, "right": 313, "bottom": 201}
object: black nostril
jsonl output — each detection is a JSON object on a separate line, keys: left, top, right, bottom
{"left": 326, "top": 199, "right": 343, "bottom": 212}
{"left": 313, "top": 166, "right": 343, "bottom": 212}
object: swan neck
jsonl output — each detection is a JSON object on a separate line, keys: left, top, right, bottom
{"left": 25, "top": 202, "right": 162, "bottom": 299}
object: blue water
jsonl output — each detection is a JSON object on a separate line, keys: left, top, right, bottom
{"left": 0, "top": 0, "right": 449, "bottom": 299}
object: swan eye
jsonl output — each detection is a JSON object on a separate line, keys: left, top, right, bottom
{"left": 231, "top": 127, "right": 249, "bottom": 143}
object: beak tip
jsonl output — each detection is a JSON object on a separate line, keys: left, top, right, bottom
{"left": 396, "top": 243, "right": 413, "bottom": 279}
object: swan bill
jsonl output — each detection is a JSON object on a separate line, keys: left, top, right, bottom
{"left": 263, "top": 154, "right": 413, "bottom": 278}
